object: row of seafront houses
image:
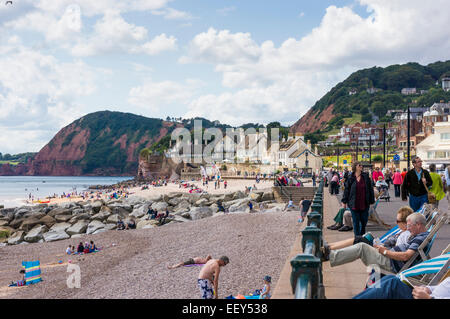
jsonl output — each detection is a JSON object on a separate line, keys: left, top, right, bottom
{"left": 321, "top": 101, "right": 450, "bottom": 170}
{"left": 165, "top": 130, "right": 323, "bottom": 176}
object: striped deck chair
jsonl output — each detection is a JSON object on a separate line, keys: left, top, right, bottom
{"left": 22, "top": 260, "right": 42, "bottom": 285}
{"left": 397, "top": 251, "right": 450, "bottom": 287}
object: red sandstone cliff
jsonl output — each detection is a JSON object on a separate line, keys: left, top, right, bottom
{"left": 290, "top": 104, "right": 334, "bottom": 134}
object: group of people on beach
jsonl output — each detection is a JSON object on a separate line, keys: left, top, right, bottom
{"left": 66, "top": 241, "right": 98, "bottom": 255}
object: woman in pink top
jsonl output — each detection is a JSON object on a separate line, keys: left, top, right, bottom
{"left": 372, "top": 167, "right": 384, "bottom": 184}
{"left": 392, "top": 169, "right": 403, "bottom": 198}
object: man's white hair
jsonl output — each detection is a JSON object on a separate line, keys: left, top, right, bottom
{"left": 407, "top": 212, "right": 426, "bottom": 225}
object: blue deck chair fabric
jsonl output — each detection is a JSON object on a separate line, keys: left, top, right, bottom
{"left": 397, "top": 253, "right": 450, "bottom": 283}
{"left": 22, "top": 260, "right": 42, "bottom": 285}
{"left": 379, "top": 226, "right": 401, "bottom": 244}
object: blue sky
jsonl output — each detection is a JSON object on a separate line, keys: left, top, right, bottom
{"left": 0, "top": 0, "right": 449, "bottom": 154}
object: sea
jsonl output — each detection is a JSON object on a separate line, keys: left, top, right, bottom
{"left": 0, "top": 176, "right": 133, "bottom": 208}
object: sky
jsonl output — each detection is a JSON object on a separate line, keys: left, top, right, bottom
{"left": 0, "top": 0, "right": 450, "bottom": 154}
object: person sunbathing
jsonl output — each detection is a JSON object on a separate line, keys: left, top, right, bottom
{"left": 167, "top": 255, "right": 212, "bottom": 269}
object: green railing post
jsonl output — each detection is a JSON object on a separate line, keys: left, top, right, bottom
{"left": 311, "top": 202, "right": 322, "bottom": 215}
{"left": 301, "top": 226, "right": 322, "bottom": 255}
{"left": 290, "top": 254, "right": 321, "bottom": 299}
{"left": 307, "top": 211, "right": 322, "bottom": 229}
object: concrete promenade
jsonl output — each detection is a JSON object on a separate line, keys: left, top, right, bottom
{"left": 272, "top": 185, "right": 450, "bottom": 299}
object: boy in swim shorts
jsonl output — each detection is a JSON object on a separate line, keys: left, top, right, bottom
{"left": 197, "top": 256, "right": 229, "bottom": 299}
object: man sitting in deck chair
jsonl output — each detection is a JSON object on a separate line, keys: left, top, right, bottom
{"left": 353, "top": 252, "right": 450, "bottom": 299}
{"left": 321, "top": 213, "right": 429, "bottom": 274}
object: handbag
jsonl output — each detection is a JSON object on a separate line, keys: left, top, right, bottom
{"left": 423, "top": 179, "right": 436, "bottom": 204}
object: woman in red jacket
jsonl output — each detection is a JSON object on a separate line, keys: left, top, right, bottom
{"left": 392, "top": 169, "right": 403, "bottom": 198}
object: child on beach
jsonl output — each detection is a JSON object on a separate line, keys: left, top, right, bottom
{"left": 259, "top": 276, "right": 271, "bottom": 299}
{"left": 77, "top": 242, "right": 84, "bottom": 254}
{"left": 66, "top": 245, "right": 73, "bottom": 255}
{"left": 9, "top": 269, "right": 26, "bottom": 287}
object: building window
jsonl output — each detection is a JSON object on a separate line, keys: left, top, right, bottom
{"left": 427, "top": 152, "right": 433, "bottom": 159}
{"left": 436, "top": 151, "right": 447, "bottom": 159}
{"left": 441, "top": 133, "right": 450, "bottom": 140}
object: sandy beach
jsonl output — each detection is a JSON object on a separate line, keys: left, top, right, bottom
{"left": 28, "top": 179, "right": 278, "bottom": 206}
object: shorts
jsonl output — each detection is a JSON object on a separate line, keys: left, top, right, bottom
{"left": 183, "top": 258, "right": 195, "bottom": 266}
{"left": 198, "top": 279, "right": 214, "bottom": 299}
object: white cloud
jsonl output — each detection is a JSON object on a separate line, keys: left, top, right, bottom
{"left": 152, "top": 7, "right": 193, "bottom": 20}
{"left": 70, "top": 10, "right": 177, "bottom": 56}
{"left": 180, "top": 0, "right": 450, "bottom": 126}
{"left": 0, "top": 42, "right": 101, "bottom": 152}
{"left": 128, "top": 78, "right": 205, "bottom": 113}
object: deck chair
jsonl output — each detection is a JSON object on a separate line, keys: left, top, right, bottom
{"left": 397, "top": 250, "right": 450, "bottom": 287}
{"left": 22, "top": 260, "right": 42, "bottom": 285}
{"left": 377, "top": 211, "right": 448, "bottom": 277}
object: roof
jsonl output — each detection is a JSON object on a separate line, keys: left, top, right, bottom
{"left": 289, "top": 148, "right": 319, "bottom": 158}
{"left": 279, "top": 139, "right": 296, "bottom": 151}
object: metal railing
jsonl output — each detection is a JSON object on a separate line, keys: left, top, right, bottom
{"left": 290, "top": 180, "right": 325, "bottom": 299}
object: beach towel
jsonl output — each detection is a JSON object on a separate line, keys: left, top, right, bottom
{"left": 22, "top": 260, "right": 42, "bottom": 285}
{"left": 183, "top": 264, "right": 204, "bottom": 267}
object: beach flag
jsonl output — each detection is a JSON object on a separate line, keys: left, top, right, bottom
{"left": 22, "top": 260, "right": 42, "bottom": 285}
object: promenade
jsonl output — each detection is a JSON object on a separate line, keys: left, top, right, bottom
{"left": 272, "top": 185, "right": 450, "bottom": 299}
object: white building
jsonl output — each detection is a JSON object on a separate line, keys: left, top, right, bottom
{"left": 401, "top": 88, "right": 417, "bottom": 95}
{"left": 442, "top": 78, "right": 450, "bottom": 92}
{"left": 416, "top": 116, "right": 450, "bottom": 169}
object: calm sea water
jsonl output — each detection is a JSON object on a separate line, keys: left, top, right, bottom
{"left": 0, "top": 176, "right": 133, "bottom": 208}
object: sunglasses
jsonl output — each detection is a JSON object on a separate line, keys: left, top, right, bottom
{"left": 396, "top": 220, "right": 406, "bottom": 224}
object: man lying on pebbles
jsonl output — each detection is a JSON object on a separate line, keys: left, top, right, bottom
{"left": 167, "top": 255, "right": 212, "bottom": 269}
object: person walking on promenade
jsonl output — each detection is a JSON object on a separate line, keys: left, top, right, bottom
{"left": 197, "top": 256, "right": 229, "bottom": 299}
{"left": 401, "top": 156, "right": 432, "bottom": 212}
{"left": 372, "top": 167, "right": 384, "bottom": 185}
{"left": 428, "top": 163, "right": 445, "bottom": 208}
{"left": 341, "top": 161, "right": 375, "bottom": 237}
{"left": 393, "top": 169, "right": 403, "bottom": 198}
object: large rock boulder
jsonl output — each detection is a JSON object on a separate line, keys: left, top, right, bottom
{"left": 92, "top": 206, "right": 112, "bottom": 221}
{"left": 232, "top": 191, "right": 246, "bottom": 200}
{"left": 168, "top": 197, "right": 183, "bottom": 206}
{"left": 129, "top": 205, "right": 148, "bottom": 218}
{"left": 86, "top": 220, "right": 106, "bottom": 235}
{"left": 106, "top": 214, "right": 121, "bottom": 224}
{"left": 48, "top": 208, "right": 71, "bottom": 217}
{"left": 188, "top": 207, "right": 213, "bottom": 220}
{"left": 39, "top": 215, "right": 56, "bottom": 228}
{"left": 66, "top": 220, "right": 89, "bottom": 235}
{"left": 136, "top": 220, "right": 159, "bottom": 230}
{"left": 110, "top": 207, "right": 130, "bottom": 218}
{"left": 8, "top": 231, "right": 25, "bottom": 245}
{"left": 151, "top": 201, "right": 168, "bottom": 212}
{"left": 19, "top": 218, "right": 42, "bottom": 232}
{"left": 71, "top": 208, "right": 85, "bottom": 215}
{"left": 195, "top": 198, "right": 210, "bottom": 207}
{"left": 249, "top": 192, "right": 262, "bottom": 202}
{"left": 43, "top": 230, "right": 70, "bottom": 242}
{"left": 68, "top": 213, "right": 91, "bottom": 224}
{"left": 173, "top": 200, "right": 191, "bottom": 214}
{"left": 14, "top": 207, "right": 32, "bottom": 219}
{"left": 50, "top": 222, "right": 72, "bottom": 232}
{"left": 108, "top": 203, "right": 133, "bottom": 213}
{"left": 0, "top": 220, "right": 9, "bottom": 227}
{"left": 261, "top": 191, "right": 274, "bottom": 202}
{"left": 91, "top": 200, "right": 104, "bottom": 213}
{"left": 24, "top": 225, "right": 48, "bottom": 243}
{"left": 9, "top": 218, "right": 25, "bottom": 229}
{"left": 229, "top": 199, "right": 250, "bottom": 212}
{"left": 55, "top": 215, "right": 73, "bottom": 223}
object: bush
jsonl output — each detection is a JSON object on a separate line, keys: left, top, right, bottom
{"left": 372, "top": 155, "right": 383, "bottom": 162}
